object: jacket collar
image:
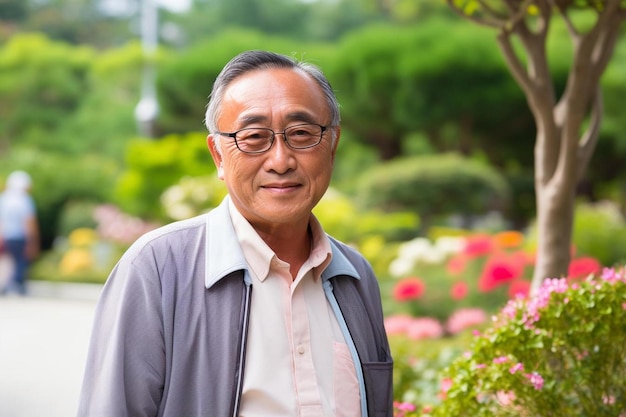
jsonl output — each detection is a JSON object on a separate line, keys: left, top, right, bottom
{"left": 205, "top": 196, "right": 360, "bottom": 289}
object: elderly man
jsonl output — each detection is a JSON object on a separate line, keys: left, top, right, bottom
{"left": 78, "top": 50, "right": 392, "bottom": 417}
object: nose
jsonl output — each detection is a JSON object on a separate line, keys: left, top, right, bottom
{"left": 264, "top": 132, "right": 296, "bottom": 174}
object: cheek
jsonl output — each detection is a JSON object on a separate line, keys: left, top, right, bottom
{"left": 223, "top": 154, "right": 255, "bottom": 184}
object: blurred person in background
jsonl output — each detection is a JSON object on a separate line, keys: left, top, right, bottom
{"left": 78, "top": 50, "right": 393, "bottom": 416}
{"left": 0, "top": 170, "right": 40, "bottom": 296}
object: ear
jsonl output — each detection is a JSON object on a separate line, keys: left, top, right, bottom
{"left": 207, "top": 135, "right": 225, "bottom": 180}
{"left": 330, "top": 126, "right": 341, "bottom": 163}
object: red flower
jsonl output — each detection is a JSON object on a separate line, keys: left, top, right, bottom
{"left": 463, "top": 234, "right": 494, "bottom": 258}
{"left": 508, "top": 280, "right": 531, "bottom": 299}
{"left": 450, "top": 281, "right": 469, "bottom": 300}
{"left": 393, "top": 277, "right": 426, "bottom": 301}
{"left": 568, "top": 257, "right": 602, "bottom": 280}
{"left": 478, "top": 253, "right": 523, "bottom": 292}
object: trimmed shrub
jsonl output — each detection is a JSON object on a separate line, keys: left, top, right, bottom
{"left": 355, "top": 153, "right": 510, "bottom": 228}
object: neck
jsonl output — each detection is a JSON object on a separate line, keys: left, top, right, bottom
{"left": 258, "top": 222, "right": 312, "bottom": 280}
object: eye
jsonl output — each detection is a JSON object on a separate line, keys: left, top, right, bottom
{"left": 287, "top": 124, "right": 316, "bottom": 137}
{"left": 238, "top": 128, "right": 272, "bottom": 141}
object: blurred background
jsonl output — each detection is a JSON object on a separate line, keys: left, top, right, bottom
{"left": 1, "top": 0, "right": 626, "bottom": 414}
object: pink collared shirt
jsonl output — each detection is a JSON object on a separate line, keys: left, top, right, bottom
{"left": 229, "top": 201, "right": 361, "bottom": 417}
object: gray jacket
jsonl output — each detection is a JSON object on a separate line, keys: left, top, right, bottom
{"left": 78, "top": 198, "right": 393, "bottom": 417}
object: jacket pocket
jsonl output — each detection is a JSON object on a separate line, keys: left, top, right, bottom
{"left": 361, "top": 359, "right": 393, "bottom": 417}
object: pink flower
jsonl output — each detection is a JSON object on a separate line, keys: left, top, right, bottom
{"left": 446, "top": 255, "right": 468, "bottom": 275}
{"left": 405, "top": 317, "right": 444, "bottom": 340}
{"left": 440, "top": 377, "right": 453, "bottom": 393}
{"left": 601, "top": 266, "right": 626, "bottom": 284}
{"left": 522, "top": 278, "right": 569, "bottom": 327}
{"left": 445, "top": 308, "right": 488, "bottom": 334}
{"left": 393, "top": 401, "right": 416, "bottom": 417}
{"left": 450, "top": 281, "right": 469, "bottom": 300}
{"left": 438, "top": 377, "right": 454, "bottom": 400}
{"left": 393, "top": 401, "right": 416, "bottom": 412}
{"left": 383, "top": 314, "right": 415, "bottom": 336}
{"left": 493, "top": 356, "right": 509, "bottom": 364}
{"left": 525, "top": 372, "right": 544, "bottom": 390}
{"left": 509, "top": 363, "right": 524, "bottom": 374}
{"left": 393, "top": 277, "right": 425, "bottom": 301}
{"left": 603, "top": 395, "right": 616, "bottom": 405}
{"left": 495, "top": 390, "right": 516, "bottom": 405}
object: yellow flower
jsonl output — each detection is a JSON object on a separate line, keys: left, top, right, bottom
{"left": 59, "top": 248, "right": 94, "bottom": 275}
{"left": 68, "top": 228, "right": 98, "bottom": 247}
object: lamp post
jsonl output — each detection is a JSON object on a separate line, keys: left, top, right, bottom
{"left": 134, "top": 0, "right": 159, "bottom": 138}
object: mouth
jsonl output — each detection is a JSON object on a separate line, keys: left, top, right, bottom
{"left": 261, "top": 182, "right": 301, "bottom": 192}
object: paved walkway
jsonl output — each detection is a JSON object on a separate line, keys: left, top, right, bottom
{"left": 0, "top": 282, "right": 102, "bottom": 417}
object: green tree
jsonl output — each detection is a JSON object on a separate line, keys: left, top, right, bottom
{"left": 328, "top": 21, "right": 536, "bottom": 161}
{"left": 0, "top": 33, "right": 94, "bottom": 151}
{"left": 446, "top": 0, "right": 626, "bottom": 291}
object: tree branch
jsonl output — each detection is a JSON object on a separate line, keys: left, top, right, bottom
{"left": 577, "top": 87, "right": 602, "bottom": 182}
{"left": 496, "top": 30, "right": 534, "bottom": 94}
{"left": 549, "top": 0, "right": 581, "bottom": 37}
{"left": 476, "top": 0, "right": 508, "bottom": 19}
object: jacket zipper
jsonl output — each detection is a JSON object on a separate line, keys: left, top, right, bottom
{"left": 232, "top": 272, "right": 253, "bottom": 417}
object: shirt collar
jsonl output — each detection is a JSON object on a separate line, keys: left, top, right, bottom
{"left": 205, "top": 196, "right": 360, "bottom": 288}
{"left": 229, "top": 198, "right": 333, "bottom": 283}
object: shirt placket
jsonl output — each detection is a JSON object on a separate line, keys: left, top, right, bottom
{"left": 289, "top": 277, "right": 323, "bottom": 417}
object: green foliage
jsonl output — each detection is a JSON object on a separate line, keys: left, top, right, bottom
{"left": 0, "top": 33, "right": 94, "bottom": 150}
{"left": 524, "top": 200, "right": 626, "bottom": 268}
{"left": 572, "top": 201, "right": 626, "bottom": 267}
{"left": 313, "top": 188, "right": 419, "bottom": 276}
{"left": 328, "top": 19, "right": 534, "bottom": 161}
{"left": 433, "top": 267, "right": 626, "bottom": 417}
{"left": 53, "top": 41, "right": 147, "bottom": 159}
{"left": 356, "top": 153, "right": 510, "bottom": 228}
{"left": 390, "top": 333, "right": 468, "bottom": 411}
{"left": 114, "top": 132, "right": 215, "bottom": 219}
{"left": 56, "top": 200, "right": 100, "bottom": 237}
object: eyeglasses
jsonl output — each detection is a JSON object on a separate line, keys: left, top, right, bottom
{"left": 215, "top": 123, "right": 327, "bottom": 154}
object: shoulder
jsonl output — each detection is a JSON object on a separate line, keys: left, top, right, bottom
{"left": 328, "top": 236, "right": 372, "bottom": 272}
{"left": 123, "top": 214, "right": 208, "bottom": 260}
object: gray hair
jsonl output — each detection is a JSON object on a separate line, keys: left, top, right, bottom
{"left": 205, "top": 50, "right": 340, "bottom": 150}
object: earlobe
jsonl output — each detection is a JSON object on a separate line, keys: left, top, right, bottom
{"left": 207, "top": 135, "right": 225, "bottom": 180}
{"left": 331, "top": 126, "right": 341, "bottom": 162}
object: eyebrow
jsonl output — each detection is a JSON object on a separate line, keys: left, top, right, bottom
{"left": 237, "top": 111, "right": 318, "bottom": 128}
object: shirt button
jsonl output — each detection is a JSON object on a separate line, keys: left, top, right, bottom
{"left": 297, "top": 345, "right": 305, "bottom": 355}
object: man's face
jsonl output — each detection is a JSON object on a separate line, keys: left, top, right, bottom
{"left": 207, "top": 67, "right": 340, "bottom": 233}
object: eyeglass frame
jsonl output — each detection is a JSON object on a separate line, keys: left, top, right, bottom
{"left": 214, "top": 123, "right": 328, "bottom": 154}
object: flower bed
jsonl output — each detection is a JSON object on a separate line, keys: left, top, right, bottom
{"left": 393, "top": 265, "right": 626, "bottom": 416}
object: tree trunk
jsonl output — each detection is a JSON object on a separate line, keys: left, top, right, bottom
{"left": 531, "top": 160, "right": 576, "bottom": 292}
{"left": 446, "top": 0, "right": 626, "bottom": 291}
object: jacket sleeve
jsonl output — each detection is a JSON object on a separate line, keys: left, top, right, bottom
{"left": 77, "top": 243, "right": 165, "bottom": 417}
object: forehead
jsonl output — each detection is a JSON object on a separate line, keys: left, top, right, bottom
{"left": 220, "top": 68, "right": 328, "bottom": 125}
